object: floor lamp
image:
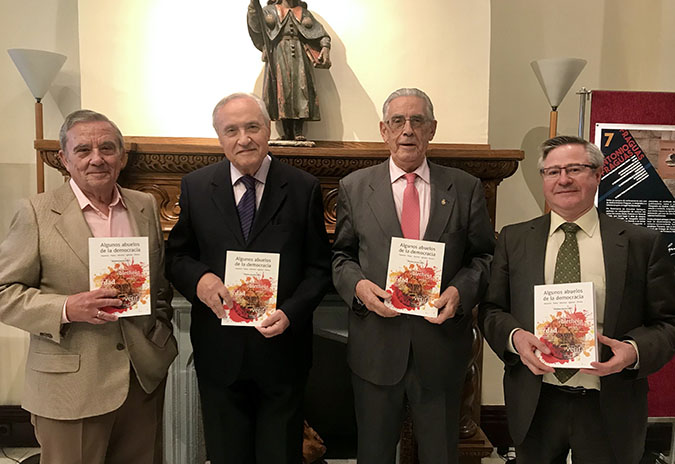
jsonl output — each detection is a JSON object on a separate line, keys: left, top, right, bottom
{"left": 531, "top": 57, "right": 587, "bottom": 138}
{"left": 8, "top": 48, "right": 67, "bottom": 194}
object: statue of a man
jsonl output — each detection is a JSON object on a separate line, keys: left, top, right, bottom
{"left": 247, "top": 0, "right": 331, "bottom": 141}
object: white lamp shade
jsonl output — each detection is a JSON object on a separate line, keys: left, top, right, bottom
{"left": 531, "top": 58, "right": 587, "bottom": 109}
{"left": 8, "top": 48, "right": 67, "bottom": 100}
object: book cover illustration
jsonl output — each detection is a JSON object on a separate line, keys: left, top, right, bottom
{"left": 222, "top": 251, "right": 280, "bottom": 326}
{"left": 383, "top": 238, "right": 445, "bottom": 317}
{"left": 89, "top": 237, "right": 151, "bottom": 317}
{"left": 534, "top": 282, "right": 597, "bottom": 368}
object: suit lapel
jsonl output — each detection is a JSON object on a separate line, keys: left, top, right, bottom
{"left": 527, "top": 215, "right": 549, "bottom": 287}
{"left": 599, "top": 214, "right": 628, "bottom": 339}
{"left": 121, "top": 190, "right": 148, "bottom": 237}
{"left": 367, "top": 162, "right": 402, "bottom": 237}
{"left": 518, "top": 215, "right": 549, "bottom": 330}
{"left": 247, "top": 157, "right": 287, "bottom": 244}
{"left": 209, "top": 161, "right": 245, "bottom": 246}
{"left": 52, "top": 185, "right": 155, "bottom": 268}
{"left": 53, "top": 184, "right": 92, "bottom": 268}
{"left": 423, "top": 163, "right": 456, "bottom": 241}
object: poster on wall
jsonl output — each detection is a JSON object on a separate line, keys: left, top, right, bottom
{"left": 594, "top": 124, "right": 675, "bottom": 257}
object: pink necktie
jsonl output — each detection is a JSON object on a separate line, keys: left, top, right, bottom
{"left": 401, "top": 173, "right": 420, "bottom": 240}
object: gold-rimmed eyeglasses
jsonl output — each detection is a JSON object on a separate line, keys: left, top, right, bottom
{"left": 540, "top": 163, "right": 596, "bottom": 179}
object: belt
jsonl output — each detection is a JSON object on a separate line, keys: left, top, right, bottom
{"left": 542, "top": 382, "right": 598, "bottom": 396}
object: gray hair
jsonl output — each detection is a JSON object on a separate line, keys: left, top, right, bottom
{"left": 59, "top": 109, "right": 124, "bottom": 152}
{"left": 212, "top": 92, "right": 271, "bottom": 132}
{"left": 538, "top": 135, "right": 604, "bottom": 170}
{"left": 382, "top": 88, "right": 435, "bottom": 122}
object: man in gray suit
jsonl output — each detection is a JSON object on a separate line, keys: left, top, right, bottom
{"left": 479, "top": 135, "right": 675, "bottom": 464}
{"left": 332, "top": 88, "right": 495, "bottom": 464}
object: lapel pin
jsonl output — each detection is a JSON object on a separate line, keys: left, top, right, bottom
{"left": 441, "top": 199, "right": 447, "bottom": 206}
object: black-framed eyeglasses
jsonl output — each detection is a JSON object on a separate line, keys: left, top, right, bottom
{"left": 539, "top": 163, "right": 596, "bottom": 179}
{"left": 385, "top": 115, "right": 428, "bottom": 132}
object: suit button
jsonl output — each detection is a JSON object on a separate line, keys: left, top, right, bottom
{"left": 116, "top": 343, "right": 125, "bottom": 351}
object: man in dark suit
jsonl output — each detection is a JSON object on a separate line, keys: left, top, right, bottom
{"left": 332, "top": 88, "right": 495, "bottom": 464}
{"left": 165, "top": 93, "right": 331, "bottom": 464}
{"left": 479, "top": 135, "right": 675, "bottom": 464}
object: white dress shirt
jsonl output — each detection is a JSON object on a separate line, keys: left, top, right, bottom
{"left": 231, "top": 155, "right": 271, "bottom": 207}
{"left": 542, "top": 208, "right": 605, "bottom": 390}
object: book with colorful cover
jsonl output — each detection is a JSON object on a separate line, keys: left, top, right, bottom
{"left": 222, "top": 251, "right": 280, "bottom": 326}
{"left": 89, "top": 237, "right": 151, "bottom": 317}
{"left": 534, "top": 282, "right": 598, "bottom": 368}
{"left": 383, "top": 237, "right": 445, "bottom": 317}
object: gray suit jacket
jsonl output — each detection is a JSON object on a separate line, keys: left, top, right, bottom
{"left": 0, "top": 183, "right": 177, "bottom": 420}
{"left": 332, "top": 161, "right": 495, "bottom": 388}
{"left": 479, "top": 212, "right": 675, "bottom": 464}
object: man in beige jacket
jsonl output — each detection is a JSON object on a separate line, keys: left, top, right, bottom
{"left": 0, "top": 110, "right": 177, "bottom": 464}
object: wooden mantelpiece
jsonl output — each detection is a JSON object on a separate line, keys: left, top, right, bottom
{"left": 37, "top": 136, "right": 523, "bottom": 463}
{"left": 37, "top": 137, "right": 522, "bottom": 239}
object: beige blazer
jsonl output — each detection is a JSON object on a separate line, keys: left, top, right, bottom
{"left": 0, "top": 183, "right": 177, "bottom": 420}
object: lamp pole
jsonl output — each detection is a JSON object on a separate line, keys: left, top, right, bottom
{"left": 35, "top": 99, "right": 45, "bottom": 193}
{"left": 549, "top": 106, "right": 558, "bottom": 138}
{"left": 577, "top": 87, "right": 591, "bottom": 140}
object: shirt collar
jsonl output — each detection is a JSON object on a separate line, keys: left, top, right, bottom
{"left": 388, "top": 157, "right": 430, "bottom": 185}
{"left": 69, "top": 178, "right": 127, "bottom": 213}
{"left": 230, "top": 154, "right": 271, "bottom": 186}
{"left": 549, "top": 207, "right": 599, "bottom": 238}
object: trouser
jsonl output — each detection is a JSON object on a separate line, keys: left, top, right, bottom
{"left": 33, "top": 373, "right": 166, "bottom": 464}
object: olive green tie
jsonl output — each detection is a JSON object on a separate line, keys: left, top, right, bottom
{"left": 553, "top": 222, "right": 581, "bottom": 383}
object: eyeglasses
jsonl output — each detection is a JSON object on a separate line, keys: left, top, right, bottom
{"left": 385, "top": 115, "right": 429, "bottom": 132}
{"left": 539, "top": 163, "right": 596, "bottom": 179}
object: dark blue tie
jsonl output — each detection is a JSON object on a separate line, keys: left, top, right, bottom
{"left": 237, "top": 175, "right": 256, "bottom": 240}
